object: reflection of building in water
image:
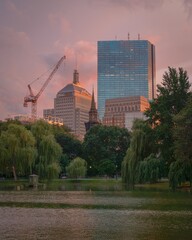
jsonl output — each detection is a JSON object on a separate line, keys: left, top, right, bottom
{"left": 53, "top": 69, "right": 92, "bottom": 139}
{"left": 103, "top": 96, "right": 149, "bottom": 130}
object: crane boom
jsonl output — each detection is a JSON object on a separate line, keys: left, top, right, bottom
{"left": 24, "top": 55, "right": 66, "bottom": 120}
{"left": 36, "top": 55, "right": 66, "bottom": 99}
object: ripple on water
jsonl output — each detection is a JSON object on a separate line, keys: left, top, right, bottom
{"left": 0, "top": 207, "right": 192, "bottom": 240}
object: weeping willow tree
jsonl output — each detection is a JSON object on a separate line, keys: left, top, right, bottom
{"left": 31, "top": 120, "right": 62, "bottom": 179}
{"left": 31, "top": 120, "right": 53, "bottom": 147}
{"left": 66, "top": 157, "right": 87, "bottom": 179}
{"left": 122, "top": 119, "right": 156, "bottom": 188}
{"left": 36, "top": 134, "right": 62, "bottom": 179}
{"left": 0, "top": 124, "right": 36, "bottom": 180}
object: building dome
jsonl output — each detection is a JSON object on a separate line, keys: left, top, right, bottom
{"left": 57, "top": 83, "right": 91, "bottom": 97}
{"left": 56, "top": 69, "right": 91, "bottom": 97}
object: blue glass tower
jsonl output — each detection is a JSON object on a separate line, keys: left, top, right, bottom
{"left": 97, "top": 40, "right": 156, "bottom": 119}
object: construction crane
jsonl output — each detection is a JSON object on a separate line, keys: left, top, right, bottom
{"left": 23, "top": 55, "right": 66, "bottom": 120}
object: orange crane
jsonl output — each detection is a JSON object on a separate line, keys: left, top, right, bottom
{"left": 23, "top": 55, "right": 66, "bottom": 120}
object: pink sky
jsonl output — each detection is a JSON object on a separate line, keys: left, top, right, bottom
{"left": 0, "top": 0, "right": 192, "bottom": 120}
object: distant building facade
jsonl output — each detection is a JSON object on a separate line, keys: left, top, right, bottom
{"left": 97, "top": 39, "right": 156, "bottom": 119}
{"left": 43, "top": 108, "right": 55, "bottom": 118}
{"left": 125, "top": 111, "right": 147, "bottom": 131}
{"left": 85, "top": 88, "right": 100, "bottom": 132}
{"left": 54, "top": 69, "right": 92, "bottom": 139}
{"left": 103, "top": 96, "right": 149, "bottom": 129}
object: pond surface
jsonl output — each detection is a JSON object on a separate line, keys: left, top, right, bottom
{"left": 0, "top": 189, "right": 192, "bottom": 240}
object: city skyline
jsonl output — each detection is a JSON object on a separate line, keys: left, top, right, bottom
{"left": 0, "top": 0, "right": 192, "bottom": 120}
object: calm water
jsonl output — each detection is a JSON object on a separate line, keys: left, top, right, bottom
{"left": 0, "top": 189, "right": 192, "bottom": 240}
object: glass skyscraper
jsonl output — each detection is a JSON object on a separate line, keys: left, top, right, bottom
{"left": 97, "top": 40, "right": 156, "bottom": 119}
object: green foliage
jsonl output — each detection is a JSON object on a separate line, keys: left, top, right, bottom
{"left": 83, "top": 125, "right": 131, "bottom": 176}
{"left": 0, "top": 124, "right": 36, "bottom": 180}
{"left": 31, "top": 120, "right": 62, "bottom": 180}
{"left": 137, "top": 154, "right": 162, "bottom": 184}
{"left": 35, "top": 134, "right": 62, "bottom": 179}
{"left": 55, "top": 132, "right": 82, "bottom": 160}
{"left": 145, "top": 67, "right": 191, "bottom": 166}
{"left": 31, "top": 120, "right": 53, "bottom": 146}
{"left": 168, "top": 96, "right": 192, "bottom": 188}
{"left": 0, "top": 119, "right": 21, "bottom": 134}
{"left": 59, "top": 154, "right": 70, "bottom": 174}
{"left": 168, "top": 161, "right": 186, "bottom": 190}
{"left": 97, "top": 159, "right": 116, "bottom": 176}
{"left": 122, "top": 120, "right": 157, "bottom": 188}
{"left": 66, "top": 157, "right": 87, "bottom": 179}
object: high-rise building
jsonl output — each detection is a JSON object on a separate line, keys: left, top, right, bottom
{"left": 103, "top": 96, "right": 149, "bottom": 129}
{"left": 54, "top": 69, "right": 92, "bottom": 139}
{"left": 97, "top": 39, "right": 156, "bottom": 119}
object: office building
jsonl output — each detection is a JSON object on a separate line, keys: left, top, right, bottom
{"left": 54, "top": 69, "right": 92, "bottom": 139}
{"left": 43, "top": 108, "right": 55, "bottom": 118}
{"left": 103, "top": 96, "right": 149, "bottom": 129}
{"left": 97, "top": 39, "right": 156, "bottom": 119}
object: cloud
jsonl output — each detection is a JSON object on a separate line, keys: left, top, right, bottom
{"left": 92, "top": 0, "right": 164, "bottom": 10}
{"left": 182, "top": 0, "right": 192, "bottom": 19}
{"left": 5, "top": 0, "right": 24, "bottom": 18}
{"left": 48, "top": 13, "right": 71, "bottom": 35}
{"left": 0, "top": 26, "right": 47, "bottom": 120}
{"left": 0, "top": 27, "right": 30, "bottom": 49}
{"left": 39, "top": 40, "right": 97, "bottom": 113}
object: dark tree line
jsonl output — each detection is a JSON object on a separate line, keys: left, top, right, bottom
{"left": 0, "top": 119, "right": 131, "bottom": 180}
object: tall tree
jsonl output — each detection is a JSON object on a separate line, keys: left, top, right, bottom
{"left": 0, "top": 124, "right": 36, "bottom": 180}
{"left": 31, "top": 120, "right": 62, "bottom": 179}
{"left": 122, "top": 119, "right": 156, "bottom": 188}
{"left": 145, "top": 67, "right": 191, "bottom": 166}
{"left": 36, "top": 135, "right": 62, "bottom": 179}
{"left": 83, "top": 125, "right": 131, "bottom": 176}
{"left": 169, "top": 95, "right": 192, "bottom": 189}
{"left": 55, "top": 132, "right": 82, "bottom": 174}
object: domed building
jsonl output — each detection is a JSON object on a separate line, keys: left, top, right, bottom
{"left": 54, "top": 69, "right": 92, "bottom": 139}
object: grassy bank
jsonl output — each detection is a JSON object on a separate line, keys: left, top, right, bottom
{"left": 0, "top": 178, "right": 171, "bottom": 191}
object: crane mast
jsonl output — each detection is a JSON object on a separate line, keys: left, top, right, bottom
{"left": 23, "top": 55, "right": 66, "bottom": 120}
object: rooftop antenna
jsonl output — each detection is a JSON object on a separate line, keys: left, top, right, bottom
{"left": 75, "top": 53, "right": 78, "bottom": 70}
{"left": 138, "top": 33, "right": 140, "bottom": 40}
{"left": 128, "top": 32, "right": 130, "bottom": 40}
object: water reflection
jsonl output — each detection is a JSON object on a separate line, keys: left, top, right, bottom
{"left": 0, "top": 207, "right": 192, "bottom": 240}
{"left": 0, "top": 182, "right": 192, "bottom": 240}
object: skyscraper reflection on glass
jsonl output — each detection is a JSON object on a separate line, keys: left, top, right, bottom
{"left": 97, "top": 40, "right": 156, "bottom": 120}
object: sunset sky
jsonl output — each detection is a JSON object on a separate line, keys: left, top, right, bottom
{"left": 0, "top": 0, "right": 192, "bottom": 120}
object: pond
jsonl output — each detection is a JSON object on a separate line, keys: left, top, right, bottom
{"left": 0, "top": 181, "right": 192, "bottom": 239}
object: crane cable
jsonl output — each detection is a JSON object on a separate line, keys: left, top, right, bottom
{"left": 29, "top": 61, "right": 59, "bottom": 86}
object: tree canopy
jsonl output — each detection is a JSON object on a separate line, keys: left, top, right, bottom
{"left": 66, "top": 157, "right": 87, "bottom": 179}
{"left": 31, "top": 120, "right": 62, "bottom": 179}
{"left": 145, "top": 67, "right": 191, "bottom": 165}
{"left": 122, "top": 119, "right": 157, "bottom": 188}
{"left": 83, "top": 125, "right": 131, "bottom": 176}
{"left": 0, "top": 124, "right": 36, "bottom": 180}
{"left": 169, "top": 95, "right": 192, "bottom": 189}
